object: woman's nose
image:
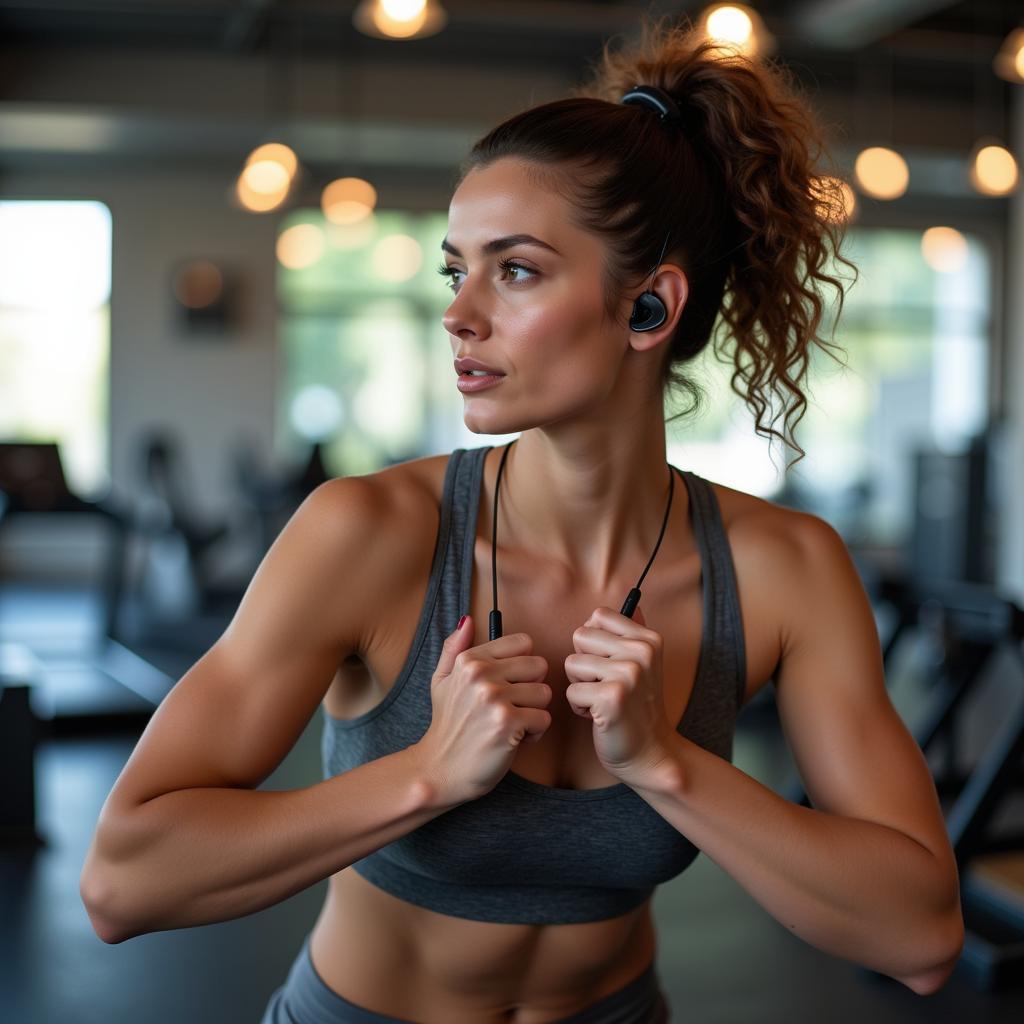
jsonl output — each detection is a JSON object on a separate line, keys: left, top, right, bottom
{"left": 442, "top": 282, "right": 489, "bottom": 339}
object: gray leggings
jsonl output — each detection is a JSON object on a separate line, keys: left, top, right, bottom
{"left": 260, "top": 933, "right": 671, "bottom": 1024}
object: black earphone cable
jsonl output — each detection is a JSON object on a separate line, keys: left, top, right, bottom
{"left": 488, "top": 439, "right": 675, "bottom": 640}
{"left": 489, "top": 441, "right": 514, "bottom": 641}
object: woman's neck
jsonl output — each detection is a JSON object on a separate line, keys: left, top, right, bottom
{"left": 492, "top": 427, "right": 680, "bottom": 593}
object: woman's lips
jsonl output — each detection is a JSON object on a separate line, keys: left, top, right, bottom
{"left": 457, "top": 372, "right": 505, "bottom": 392}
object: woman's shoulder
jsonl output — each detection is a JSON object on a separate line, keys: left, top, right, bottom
{"left": 365, "top": 449, "right": 453, "bottom": 511}
{"left": 320, "top": 450, "right": 451, "bottom": 512}
{"left": 294, "top": 454, "right": 450, "bottom": 612}
{"left": 701, "top": 473, "right": 834, "bottom": 553}
{"left": 322, "top": 450, "right": 454, "bottom": 572}
{"left": 700, "top": 475, "right": 835, "bottom": 598}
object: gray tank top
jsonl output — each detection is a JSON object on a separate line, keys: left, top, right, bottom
{"left": 322, "top": 444, "right": 747, "bottom": 925}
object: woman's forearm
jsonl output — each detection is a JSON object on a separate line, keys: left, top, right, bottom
{"left": 80, "top": 745, "right": 444, "bottom": 943}
{"left": 632, "top": 735, "right": 963, "bottom": 990}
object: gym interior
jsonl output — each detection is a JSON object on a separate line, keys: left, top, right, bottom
{"left": 2, "top": 2, "right": 1024, "bottom": 1021}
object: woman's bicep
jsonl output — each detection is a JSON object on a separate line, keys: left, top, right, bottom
{"left": 104, "top": 476, "right": 388, "bottom": 813}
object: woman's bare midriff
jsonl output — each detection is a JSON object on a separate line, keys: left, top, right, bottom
{"left": 307, "top": 448, "right": 778, "bottom": 1021}
{"left": 309, "top": 868, "right": 657, "bottom": 1022}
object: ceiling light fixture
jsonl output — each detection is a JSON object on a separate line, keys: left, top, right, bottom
{"left": 993, "top": 25, "right": 1024, "bottom": 84}
{"left": 353, "top": 0, "right": 448, "bottom": 41}
{"left": 698, "top": 3, "right": 775, "bottom": 59}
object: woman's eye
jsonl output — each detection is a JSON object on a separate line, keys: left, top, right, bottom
{"left": 496, "top": 258, "right": 536, "bottom": 283}
{"left": 435, "top": 259, "right": 536, "bottom": 292}
{"left": 436, "top": 262, "right": 464, "bottom": 290}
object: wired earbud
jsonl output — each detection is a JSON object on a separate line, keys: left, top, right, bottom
{"left": 629, "top": 231, "right": 671, "bottom": 333}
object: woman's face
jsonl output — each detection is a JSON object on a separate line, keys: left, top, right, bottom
{"left": 441, "top": 157, "right": 638, "bottom": 434}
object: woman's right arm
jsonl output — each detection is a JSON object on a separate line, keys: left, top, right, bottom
{"left": 79, "top": 474, "right": 449, "bottom": 944}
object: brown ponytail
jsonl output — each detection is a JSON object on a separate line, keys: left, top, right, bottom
{"left": 456, "top": 14, "right": 857, "bottom": 466}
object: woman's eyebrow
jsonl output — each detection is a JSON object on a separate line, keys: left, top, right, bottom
{"left": 440, "top": 233, "right": 561, "bottom": 258}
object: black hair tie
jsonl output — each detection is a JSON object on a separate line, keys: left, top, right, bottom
{"left": 619, "top": 85, "right": 684, "bottom": 126}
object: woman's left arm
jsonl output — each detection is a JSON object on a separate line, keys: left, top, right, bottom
{"left": 633, "top": 511, "right": 964, "bottom": 995}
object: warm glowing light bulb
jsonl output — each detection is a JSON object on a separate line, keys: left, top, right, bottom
{"left": 700, "top": 3, "right": 769, "bottom": 57}
{"left": 382, "top": 0, "right": 425, "bottom": 19}
{"left": 994, "top": 27, "right": 1024, "bottom": 83}
{"left": 838, "top": 181, "right": 857, "bottom": 220}
{"left": 235, "top": 174, "right": 289, "bottom": 212}
{"left": 371, "top": 234, "right": 423, "bottom": 282}
{"left": 374, "top": 0, "right": 427, "bottom": 38}
{"left": 246, "top": 142, "right": 298, "bottom": 180}
{"left": 706, "top": 5, "right": 753, "bottom": 47}
{"left": 241, "top": 159, "right": 290, "bottom": 196}
{"left": 970, "top": 143, "right": 1019, "bottom": 196}
{"left": 921, "top": 227, "right": 967, "bottom": 274}
{"left": 277, "top": 223, "right": 327, "bottom": 269}
{"left": 811, "top": 176, "right": 856, "bottom": 223}
{"left": 854, "top": 146, "right": 909, "bottom": 200}
{"left": 354, "top": 0, "right": 448, "bottom": 41}
{"left": 322, "top": 177, "right": 378, "bottom": 225}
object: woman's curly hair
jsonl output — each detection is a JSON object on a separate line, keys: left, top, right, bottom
{"left": 454, "top": 14, "right": 858, "bottom": 466}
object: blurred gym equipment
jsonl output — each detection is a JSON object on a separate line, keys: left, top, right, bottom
{"left": 0, "top": 442, "right": 173, "bottom": 847}
{"left": 0, "top": 441, "right": 129, "bottom": 638}
{"left": 232, "top": 436, "right": 331, "bottom": 560}
{"left": 133, "top": 429, "right": 237, "bottom": 613}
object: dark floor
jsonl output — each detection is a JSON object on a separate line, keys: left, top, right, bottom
{"left": 2, "top": 584, "right": 1024, "bottom": 1023}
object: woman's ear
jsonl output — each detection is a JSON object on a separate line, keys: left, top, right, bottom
{"left": 628, "top": 266, "right": 689, "bottom": 352}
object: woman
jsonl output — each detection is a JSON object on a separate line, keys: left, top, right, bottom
{"left": 81, "top": 15, "right": 964, "bottom": 1023}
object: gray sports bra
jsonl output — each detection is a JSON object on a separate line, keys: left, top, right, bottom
{"left": 321, "top": 444, "right": 747, "bottom": 924}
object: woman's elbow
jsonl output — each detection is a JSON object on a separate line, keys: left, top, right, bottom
{"left": 86, "top": 911, "right": 131, "bottom": 945}
{"left": 899, "top": 957, "right": 957, "bottom": 996}
{"left": 80, "top": 861, "right": 137, "bottom": 944}
{"left": 898, "top": 913, "right": 965, "bottom": 996}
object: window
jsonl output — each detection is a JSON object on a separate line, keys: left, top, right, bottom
{"left": 0, "top": 200, "right": 113, "bottom": 497}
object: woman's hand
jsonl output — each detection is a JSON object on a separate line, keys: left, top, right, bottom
{"left": 417, "top": 616, "right": 553, "bottom": 807}
{"left": 564, "top": 604, "right": 681, "bottom": 790}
